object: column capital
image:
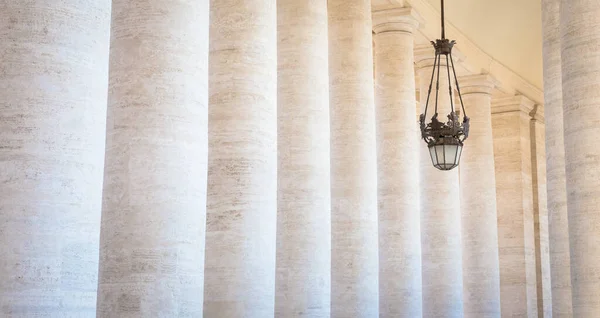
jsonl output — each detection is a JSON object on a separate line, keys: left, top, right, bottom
{"left": 372, "top": 6, "right": 424, "bottom": 34}
{"left": 414, "top": 44, "right": 465, "bottom": 70}
{"left": 491, "top": 95, "right": 536, "bottom": 115}
{"left": 458, "top": 74, "right": 500, "bottom": 95}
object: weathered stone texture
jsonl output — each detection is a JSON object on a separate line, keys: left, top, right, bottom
{"left": 459, "top": 75, "right": 501, "bottom": 318}
{"left": 275, "top": 0, "right": 331, "bottom": 317}
{"left": 561, "top": 0, "right": 600, "bottom": 316}
{"left": 373, "top": 7, "right": 422, "bottom": 318}
{"left": 492, "top": 96, "right": 538, "bottom": 318}
{"left": 0, "top": 1, "right": 110, "bottom": 316}
{"left": 542, "top": 0, "right": 573, "bottom": 316}
{"left": 329, "top": 0, "right": 380, "bottom": 316}
{"left": 203, "top": 0, "right": 277, "bottom": 317}
{"left": 97, "top": 0, "right": 209, "bottom": 316}
{"left": 530, "top": 113, "right": 553, "bottom": 318}
{"left": 416, "top": 56, "right": 464, "bottom": 318}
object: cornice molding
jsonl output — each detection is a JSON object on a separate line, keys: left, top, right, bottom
{"left": 458, "top": 74, "right": 500, "bottom": 95}
{"left": 491, "top": 95, "right": 536, "bottom": 115}
{"left": 402, "top": 0, "right": 544, "bottom": 105}
{"left": 372, "top": 6, "right": 424, "bottom": 34}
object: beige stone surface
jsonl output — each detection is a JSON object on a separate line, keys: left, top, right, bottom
{"left": 329, "top": 0, "right": 379, "bottom": 316}
{"left": 97, "top": 1, "right": 208, "bottom": 316}
{"left": 542, "top": 0, "right": 573, "bottom": 316}
{"left": 203, "top": 0, "right": 277, "bottom": 317}
{"left": 416, "top": 55, "right": 464, "bottom": 318}
{"left": 530, "top": 112, "right": 553, "bottom": 318}
{"left": 373, "top": 7, "right": 422, "bottom": 318}
{"left": 492, "top": 96, "right": 538, "bottom": 318}
{"left": 0, "top": 1, "right": 110, "bottom": 316}
{"left": 459, "top": 75, "right": 501, "bottom": 318}
{"left": 275, "top": 0, "right": 331, "bottom": 317}
{"left": 560, "top": 0, "right": 600, "bottom": 316}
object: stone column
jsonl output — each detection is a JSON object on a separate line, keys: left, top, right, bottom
{"left": 542, "top": 0, "right": 573, "bottom": 316}
{"left": 458, "top": 75, "right": 502, "bottom": 318}
{"left": 275, "top": 0, "right": 331, "bottom": 317}
{"left": 530, "top": 108, "right": 553, "bottom": 317}
{"left": 0, "top": 2, "right": 110, "bottom": 316}
{"left": 491, "top": 96, "right": 538, "bottom": 318}
{"left": 416, "top": 49, "right": 464, "bottom": 318}
{"left": 561, "top": 0, "right": 600, "bottom": 316}
{"left": 204, "top": 0, "right": 277, "bottom": 317}
{"left": 329, "top": 0, "right": 379, "bottom": 316}
{"left": 372, "top": 7, "right": 422, "bottom": 318}
{"left": 97, "top": 1, "right": 208, "bottom": 316}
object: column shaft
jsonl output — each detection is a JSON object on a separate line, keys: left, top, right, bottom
{"left": 459, "top": 75, "right": 501, "bottom": 318}
{"left": 542, "top": 0, "right": 573, "bottom": 316}
{"left": 373, "top": 7, "right": 422, "bottom": 318}
{"left": 276, "top": 0, "right": 331, "bottom": 317}
{"left": 97, "top": 1, "right": 208, "bottom": 316}
{"left": 0, "top": 1, "right": 110, "bottom": 315}
{"left": 329, "top": 0, "right": 379, "bottom": 316}
{"left": 416, "top": 55, "right": 464, "bottom": 318}
{"left": 204, "top": 0, "right": 277, "bottom": 316}
{"left": 492, "top": 96, "right": 538, "bottom": 318}
{"left": 561, "top": 0, "right": 600, "bottom": 316}
{"left": 530, "top": 113, "right": 553, "bottom": 317}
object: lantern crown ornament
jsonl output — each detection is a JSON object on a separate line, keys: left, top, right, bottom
{"left": 419, "top": 0, "right": 469, "bottom": 171}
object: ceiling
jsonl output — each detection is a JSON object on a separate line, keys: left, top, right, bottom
{"left": 421, "top": 0, "right": 543, "bottom": 89}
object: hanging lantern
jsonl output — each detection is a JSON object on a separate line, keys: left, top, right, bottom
{"left": 419, "top": 0, "right": 469, "bottom": 171}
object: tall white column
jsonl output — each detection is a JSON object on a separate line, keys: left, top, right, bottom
{"left": 561, "top": 0, "right": 600, "bottom": 316}
{"left": 0, "top": 2, "right": 110, "bottom": 315}
{"left": 329, "top": 0, "right": 379, "bottom": 316}
{"left": 416, "top": 50, "right": 464, "bottom": 318}
{"left": 275, "top": 1, "right": 331, "bottom": 317}
{"left": 204, "top": 0, "right": 277, "bottom": 317}
{"left": 491, "top": 96, "right": 538, "bottom": 318}
{"left": 97, "top": 1, "right": 208, "bottom": 316}
{"left": 373, "top": 7, "right": 422, "bottom": 318}
{"left": 459, "top": 75, "right": 502, "bottom": 318}
{"left": 542, "top": 0, "right": 573, "bottom": 316}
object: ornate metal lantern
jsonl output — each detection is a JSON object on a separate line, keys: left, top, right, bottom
{"left": 419, "top": 0, "right": 469, "bottom": 171}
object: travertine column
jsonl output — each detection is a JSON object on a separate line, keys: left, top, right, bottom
{"left": 97, "top": 1, "right": 208, "bottom": 316}
{"left": 329, "top": 0, "right": 379, "bottom": 316}
{"left": 459, "top": 75, "right": 501, "bottom": 318}
{"left": 373, "top": 7, "right": 422, "bottom": 317}
{"left": 276, "top": 0, "right": 331, "bottom": 317}
{"left": 530, "top": 108, "right": 553, "bottom": 318}
{"left": 491, "top": 96, "right": 538, "bottom": 318}
{"left": 204, "top": 0, "right": 277, "bottom": 317}
{"left": 0, "top": 2, "right": 110, "bottom": 315}
{"left": 561, "top": 0, "right": 600, "bottom": 316}
{"left": 542, "top": 0, "right": 573, "bottom": 316}
{"left": 416, "top": 50, "right": 464, "bottom": 318}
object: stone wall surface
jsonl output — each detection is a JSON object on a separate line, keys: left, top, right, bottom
{"left": 0, "top": 1, "right": 111, "bottom": 316}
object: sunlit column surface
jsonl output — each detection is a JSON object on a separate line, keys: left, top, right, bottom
{"left": 97, "top": 0, "right": 209, "bottom": 316}
{"left": 373, "top": 6, "right": 422, "bottom": 317}
{"left": 561, "top": 0, "right": 600, "bottom": 316}
{"left": 0, "top": 1, "right": 111, "bottom": 315}
{"left": 329, "top": 0, "right": 379, "bottom": 316}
